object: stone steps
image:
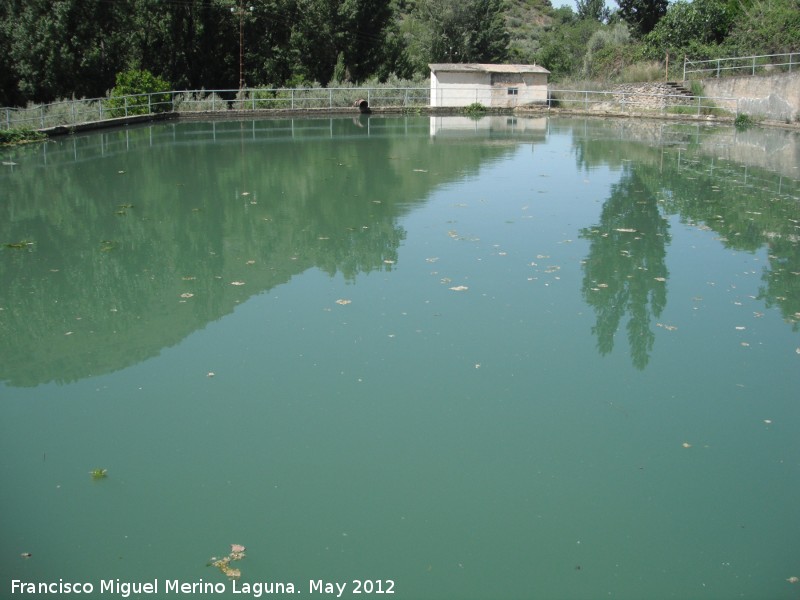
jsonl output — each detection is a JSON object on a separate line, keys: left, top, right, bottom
{"left": 664, "top": 81, "right": 694, "bottom": 97}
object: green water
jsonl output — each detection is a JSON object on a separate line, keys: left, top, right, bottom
{"left": 1, "top": 116, "right": 799, "bottom": 599}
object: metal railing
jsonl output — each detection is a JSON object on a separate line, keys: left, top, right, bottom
{"left": 683, "top": 51, "right": 800, "bottom": 80}
{"left": 2, "top": 86, "right": 742, "bottom": 131}
{"left": 1, "top": 87, "right": 430, "bottom": 131}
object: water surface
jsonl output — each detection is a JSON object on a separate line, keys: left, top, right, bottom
{"left": 1, "top": 116, "right": 799, "bottom": 599}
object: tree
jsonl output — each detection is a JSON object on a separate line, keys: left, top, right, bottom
{"left": 5, "top": 0, "right": 129, "bottom": 102}
{"left": 576, "top": 0, "right": 610, "bottom": 22}
{"left": 643, "top": 0, "right": 734, "bottom": 56}
{"left": 409, "top": 0, "right": 509, "bottom": 65}
{"left": 615, "top": 0, "right": 668, "bottom": 37}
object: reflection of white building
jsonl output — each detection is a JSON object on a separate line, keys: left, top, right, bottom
{"left": 429, "top": 64, "right": 550, "bottom": 108}
{"left": 429, "top": 115, "right": 548, "bottom": 138}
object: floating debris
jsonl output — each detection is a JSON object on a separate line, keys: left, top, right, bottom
{"left": 787, "top": 577, "right": 799, "bottom": 584}
{"left": 180, "top": 293, "right": 194, "bottom": 299}
{"left": 681, "top": 442, "right": 692, "bottom": 449}
{"left": 230, "top": 281, "right": 245, "bottom": 286}
{"left": 207, "top": 372, "right": 215, "bottom": 378}
{"left": 210, "top": 544, "right": 247, "bottom": 579}
{"left": 614, "top": 228, "right": 637, "bottom": 233}
{"left": 90, "top": 468, "right": 108, "bottom": 480}
{"left": 335, "top": 299, "right": 352, "bottom": 305}
{"left": 21, "top": 553, "right": 32, "bottom": 559}
{"left": 449, "top": 285, "right": 469, "bottom": 292}
{"left": 4, "top": 241, "right": 33, "bottom": 249}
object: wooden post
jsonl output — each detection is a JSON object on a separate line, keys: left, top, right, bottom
{"left": 665, "top": 52, "right": 669, "bottom": 81}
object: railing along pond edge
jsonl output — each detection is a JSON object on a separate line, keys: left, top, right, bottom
{"left": 5, "top": 85, "right": 787, "bottom": 138}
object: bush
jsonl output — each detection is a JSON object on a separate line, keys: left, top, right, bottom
{"left": 107, "top": 70, "right": 172, "bottom": 117}
{"left": 734, "top": 113, "right": 755, "bottom": 130}
{"left": 0, "top": 128, "right": 46, "bottom": 145}
{"left": 464, "top": 102, "right": 487, "bottom": 117}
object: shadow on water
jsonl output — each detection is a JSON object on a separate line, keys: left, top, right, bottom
{"left": 1, "top": 116, "right": 799, "bottom": 384}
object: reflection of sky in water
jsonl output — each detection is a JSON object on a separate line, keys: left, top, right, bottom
{"left": 1, "top": 117, "right": 799, "bottom": 600}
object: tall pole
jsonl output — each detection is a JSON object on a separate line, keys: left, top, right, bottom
{"left": 238, "top": 0, "right": 244, "bottom": 89}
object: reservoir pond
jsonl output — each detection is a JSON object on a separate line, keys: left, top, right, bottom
{"left": 1, "top": 115, "right": 799, "bottom": 599}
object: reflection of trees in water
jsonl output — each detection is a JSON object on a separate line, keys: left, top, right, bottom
{"left": 572, "top": 120, "right": 800, "bottom": 368}
{"left": 580, "top": 168, "right": 670, "bottom": 370}
{"left": 0, "top": 119, "right": 513, "bottom": 387}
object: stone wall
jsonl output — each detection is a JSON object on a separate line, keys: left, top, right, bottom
{"left": 700, "top": 71, "right": 800, "bottom": 122}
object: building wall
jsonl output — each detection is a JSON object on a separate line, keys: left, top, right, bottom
{"left": 431, "top": 71, "right": 548, "bottom": 108}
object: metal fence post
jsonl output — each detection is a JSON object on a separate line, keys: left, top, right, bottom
{"left": 40, "top": 105, "right": 45, "bottom": 128}
{"left": 752, "top": 56, "right": 756, "bottom": 76}
{"left": 291, "top": 89, "right": 294, "bottom": 110}
{"left": 6, "top": 108, "right": 10, "bottom": 129}
{"left": 716, "top": 59, "right": 721, "bottom": 78}
{"left": 328, "top": 88, "right": 332, "bottom": 109}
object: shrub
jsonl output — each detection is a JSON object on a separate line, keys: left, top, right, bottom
{"left": 107, "top": 70, "right": 172, "bottom": 118}
{"left": 464, "top": 102, "right": 487, "bottom": 117}
{"left": 0, "top": 128, "right": 46, "bottom": 145}
{"left": 734, "top": 113, "right": 755, "bottom": 130}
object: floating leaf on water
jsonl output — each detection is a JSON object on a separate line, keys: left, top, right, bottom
{"left": 335, "top": 299, "right": 352, "bottom": 305}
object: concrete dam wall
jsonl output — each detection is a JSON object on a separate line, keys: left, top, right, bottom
{"left": 700, "top": 71, "right": 800, "bottom": 123}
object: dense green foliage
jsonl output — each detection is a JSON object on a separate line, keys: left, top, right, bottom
{"left": 0, "top": 128, "right": 46, "bottom": 145}
{"left": 0, "top": 0, "right": 797, "bottom": 106}
{"left": 107, "top": 69, "right": 172, "bottom": 116}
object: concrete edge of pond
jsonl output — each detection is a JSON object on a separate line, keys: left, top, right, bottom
{"left": 36, "top": 105, "right": 800, "bottom": 138}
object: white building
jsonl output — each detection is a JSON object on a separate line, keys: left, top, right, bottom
{"left": 429, "top": 63, "right": 550, "bottom": 108}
